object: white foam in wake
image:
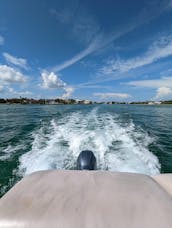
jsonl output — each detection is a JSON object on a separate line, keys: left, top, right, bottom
{"left": 19, "top": 107, "right": 160, "bottom": 176}
{"left": 0, "top": 144, "right": 27, "bottom": 161}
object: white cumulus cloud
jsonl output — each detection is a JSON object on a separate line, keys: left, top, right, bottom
{"left": 41, "top": 71, "right": 74, "bottom": 98}
{"left": 62, "top": 87, "right": 75, "bottom": 99}
{"left": 41, "top": 71, "right": 66, "bottom": 89}
{"left": 94, "top": 92, "right": 131, "bottom": 100}
{"left": 0, "top": 65, "right": 27, "bottom": 84}
{"left": 3, "top": 52, "right": 28, "bottom": 70}
{"left": 155, "top": 87, "right": 172, "bottom": 99}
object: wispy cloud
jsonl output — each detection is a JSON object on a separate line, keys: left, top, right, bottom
{"left": 3, "top": 53, "right": 29, "bottom": 70}
{"left": 126, "top": 76, "right": 172, "bottom": 100}
{"left": 76, "top": 83, "right": 113, "bottom": 89}
{"left": 50, "top": 2, "right": 102, "bottom": 73}
{"left": 52, "top": 35, "right": 103, "bottom": 72}
{"left": 50, "top": 4, "right": 100, "bottom": 45}
{"left": 0, "top": 35, "right": 4, "bottom": 45}
{"left": 126, "top": 76, "right": 172, "bottom": 88}
{"left": 8, "top": 87, "right": 33, "bottom": 97}
{"left": 100, "top": 35, "right": 172, "bottom": 75}
{"left": 94, "top": 92, "right": 131, "bottom": 100}
{"left": 51, "top": 0, "right": 172, "bottom": 73}
{"left": 0, "top": 84, "right": 4, "bottom": 91}
{"left": 50, "top": 8, "right": 73, "bottom": 24}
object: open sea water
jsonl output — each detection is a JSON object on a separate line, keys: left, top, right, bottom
{"left": 0, "top": 104, "right": 172, "bottom": 196}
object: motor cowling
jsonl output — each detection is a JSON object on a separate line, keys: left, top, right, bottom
{"left": 77, "top": 150, "right": 97, "bottom": 170}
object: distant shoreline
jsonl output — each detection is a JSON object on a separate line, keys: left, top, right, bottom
{"left": 0, "top": 98, "right": 172, "bottom": 105}
{"left": 0, "top": 100, "right": 172, "bottom": 106}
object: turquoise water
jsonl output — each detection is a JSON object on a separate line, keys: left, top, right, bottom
{"left": 0, "top": 104, "right": 172, "bottom": 196}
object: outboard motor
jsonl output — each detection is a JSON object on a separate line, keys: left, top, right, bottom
{"left": 77, "top": 150, "right": 97, "bottom": 170}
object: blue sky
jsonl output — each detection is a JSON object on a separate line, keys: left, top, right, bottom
{"left": 0, "top": 0, "right": 172, "bottom": 101}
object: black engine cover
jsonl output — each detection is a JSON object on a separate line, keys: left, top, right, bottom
{"left": 77, "top": 150, "right": 97, "bottom": 170}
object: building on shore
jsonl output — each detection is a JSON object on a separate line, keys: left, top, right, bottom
{"left": 148, "top": 101, "right": 162, "bottom": 105}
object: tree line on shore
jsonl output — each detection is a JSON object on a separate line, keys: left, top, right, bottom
{"left": 0, "top": 98, "right": 172, "bottom": 104}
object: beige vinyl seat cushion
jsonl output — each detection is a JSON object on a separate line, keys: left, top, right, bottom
{"left": 0, "top": 170, "right": 172, "bottom": 228}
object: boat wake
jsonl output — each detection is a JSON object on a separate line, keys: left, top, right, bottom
{"left": 18, "top": 107, "right": 160, "bottom": 176}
